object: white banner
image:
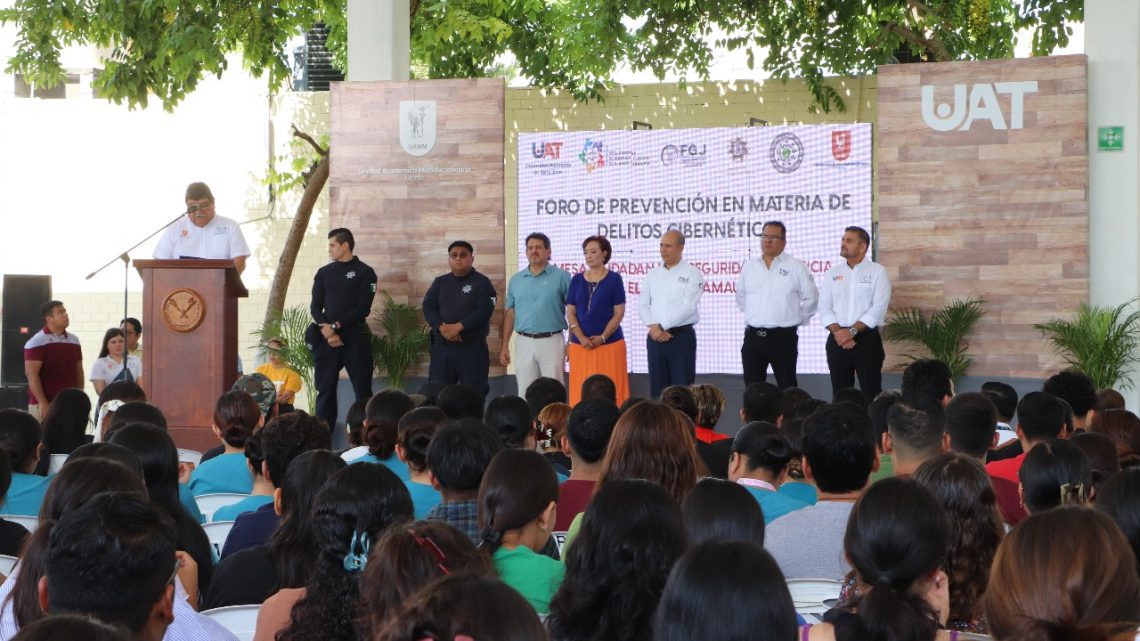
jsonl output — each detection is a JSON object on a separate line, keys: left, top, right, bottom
{"left": 517, "top": 124, "right": 873, "bottom": 375}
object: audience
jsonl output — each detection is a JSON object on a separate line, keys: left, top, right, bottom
{"left": 690, "top": 383, "right": 728, "bottom": 442}
{"left": 741, "top": 382, "right": 781, "bottom": 424}
{"left": 211, "top": 433, "right": 273, "bottom": 521}
{"left": 727, "top": 421, "right": 810, "bottom": 523}
{"left": 360, "top": 520, "right": 495, "bottom": 640}
{"left": 548, "top": 479, "right": 686, "bottom": 641}
{"left": 394, "top": 407, "right": 447, "bottom": 518}
{"left": 188, "top": 390, "right": 261, "bottom": 495}
{"left": 1098, "top": 388, "right": 1127, "bottom": 412}
{"left": 10, "top": 614, "right": 132, "bottom": 641}
{"left": 524, "top": 377, "right": 567, "bottom": 419}
{"left": 435, "top": 384, "right": 484, "bottom": 420}
{"left": 257, "top": 463, "right": 413, "bottom": 641}
{"left": 220, "top": 410, "right": 329, "bottom": 557}
{"left": 681, "top": 478, "right": 764, "bottom": 545}
{"left": 1096, "top": 467, "right": 1140, "bottom": 578}
{"left": 766, "top": 402, "right": 878, "bottom": 580}
{"left": 984, "top": 506, "right": 1140, "bottom": 641}
{"left": 41, "top": 493, "right": 177, "bottom": 641}
{"left": 374, "top": 574, "right": 549, "bottom": 641}
{"left": 477, "top": 449, "right": 562, "bottom": 614}
{"left": 655, "top": 540, "right": 796, "bottom": 641}
{"left": 883, "top": 397, "right": 946, "bottom": 477}
{"left": 866, "top": 389, "right": 901, "bottom": 483}
{"left": 580, "top": 374, "right": 617, "bottom": 405}
{"left": 537, "top": 401, "right": 572, "bottom": 475}
{"left": 38, "top": 388, "right": 92, "bottom": 461}
{"left": 0, "top": 409, "right": 50, "bottom": 517}
{"left": 944, "top": 392, "right": 999, "bottom": 462}
{"left": 981, "top": 381, "right": 1019, "bottom": 450}
{"left": 0, "top": 450, "right": 29, "bottom": 555}
{"left": 204, "top": 450, "right": 346, "bottom": 609}
{"left": 484, "top": 395, "right": 537, "bottom": 450}
{"left": 1017, "top": 438, "right": 1093, "bottom": 513}
{"left": 1090, "top": 408, "right": 1140, "bottom": 468}
{"left": 1043, "top": 369, "right": 1099, "bottom": 431}
{"left": 353, "top": 390, "right": 416, "bottom": 477}
{"left": 900, "top": 358, "right": 954, "bottom": 407}
{"left": 986, "top": 391, "right": 1070, "bottom": 524}
{"left": 556, "top": 398, "right": 620, "bottom": 531}
{"left": 424, "top": 419, "right": 504, "bottom": 544}
{"left": 340, "top": 398, "right": 368, "bottom": 461}
{"left": 660, "top": 385, "right": 730, "bottom": 478}
{"left": 1071, "top": 430, "right": 1121, "bottom": 495}
{"left": 801, "top": 478, "right": 953, "bottom": 641}
{"left": 913, "top": 452, "right": 1004, "bottom": 634}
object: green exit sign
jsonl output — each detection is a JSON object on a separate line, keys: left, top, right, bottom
{"left": 1099, "top": 126, "right": 1124, "bottom": 152}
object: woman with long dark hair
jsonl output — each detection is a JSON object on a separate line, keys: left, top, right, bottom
{"left": 681, "top": 477, "right": 764, "bottom": 545}
{"left": 88, "top": 328, "right": 141, "bottom": 394}
{"left": 477, "top": 449, "right": 562, "bottom": 614}
{"left": 654, "top": 540, "right": 797, "bottom": 641}
{"left": 595, "top": 401, "right": 706, "bottom": 504}
{"left": 374, "top": 574, "right": 550, "bottom": 641}
{"left": 108, "top": 423, "right": 214, "bottom": 596}
{"left": 801, "top": 477, "right": 958, "bottom": 641}
{"left": 255, "top": 463, "right": 413, "bottom": 641}
{"left": 38, "top": 388, "right": 91, "bottom": 457}
{"left": 913, "top": 452, "right": 1004, "bottom": 634}
{"left": 548, "top": 479, "right": 686, "bottom": 641}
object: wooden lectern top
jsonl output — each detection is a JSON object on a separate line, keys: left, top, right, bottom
{"left": 133, "top": 259, "right": 249, "bottom": 297}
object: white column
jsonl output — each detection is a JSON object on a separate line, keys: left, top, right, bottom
{"left": 1087, "top": 0, "right": 1140, "bottom": 407}
{"left": 347, "top": 0, "right": 410, "bottom": 81}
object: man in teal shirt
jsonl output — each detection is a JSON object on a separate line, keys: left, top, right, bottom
{"left": 500, "top": 232, "right": 572, "bottom": 394}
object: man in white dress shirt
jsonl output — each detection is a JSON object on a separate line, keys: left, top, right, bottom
{"left": 639, "top": 230, "right": 705, "bottom": 399}
{"left": 153, "top": 182, "right": 251, "bottom": 274}
{"left": 734, "top": 221, "right": 818, "bottom": 389}
{"left": 819, "top": 226, "right": 892, "bottom": 401}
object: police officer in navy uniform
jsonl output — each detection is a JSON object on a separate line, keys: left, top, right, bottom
{"left": 422, "top": 240, "right": 497, "bottom": 398}
{"left": 307, "top": 228, "right": 378, "bottom": 427}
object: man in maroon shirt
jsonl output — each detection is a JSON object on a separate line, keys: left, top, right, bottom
{"left": 23, "top": 300, "right": 83, "bottom": 418}
{"left": 985, "top": 391, "right": 1071, "bottom": 525}
{"left": 555, "top": 398, "right": 620, "bottom": 531}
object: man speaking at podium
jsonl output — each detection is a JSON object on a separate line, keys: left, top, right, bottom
{"left": 153, "top": 182, "right": 251, "bottom": 274}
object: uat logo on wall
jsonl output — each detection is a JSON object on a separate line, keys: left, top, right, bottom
{"left": 921, "top": 81, "right": 1038, "bottom": 132}
{"left": 831, "top": 130, "right": 852, "bottom": 161}
{"left": 399, "top": 100, "right": 437, "bottom": 156}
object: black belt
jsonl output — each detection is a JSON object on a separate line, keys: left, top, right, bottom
{"left": 517, "top": 330, "right": 561, "bottom": 339}
{"left": 746, "top": 325, "right": 798, "bottom": 338}
{"left": 667, "top": 324, "right": 694, "bottom": 334}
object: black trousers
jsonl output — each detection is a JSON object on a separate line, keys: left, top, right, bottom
{"left": 309, "top": 324, "right": 374, "bottom": 428}
{"left": 429, "top": 338, "right": 490, "bottom": 399}
{"left": 741, "top": 326, "right": 799, "bottom": 389}
{"left": 646, "top": 325, "right": 697, "bottom": 399}
{"left": 825, "top": 328, "right": 885, "bottom": 402}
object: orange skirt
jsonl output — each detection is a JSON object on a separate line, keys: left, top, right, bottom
{"left": 568, "top": 339, "right": 630, "bottom": 407}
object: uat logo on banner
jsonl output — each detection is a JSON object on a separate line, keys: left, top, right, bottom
{"left": 399, "top": 100, "right": 437, "bottom": 156}
{"left": 831, "top": 130, "right": 852, "bottom": 161}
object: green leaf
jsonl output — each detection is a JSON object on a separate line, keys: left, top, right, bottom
{"left": 883, "top": 298, "right": 986, "bottom": 380}
{"left": 1034, "top": 300, "right": 1140, "bottom": 391}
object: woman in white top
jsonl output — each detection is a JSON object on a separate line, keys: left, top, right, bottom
{"left": 88, "top": 328, "right": 141, "bottom": 394}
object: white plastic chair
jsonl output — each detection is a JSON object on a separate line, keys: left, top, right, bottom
{"left": 48, "top": 454, "right": 67, "bottom": 474}
{"left": 0, "top": 554, "right": 17, "bottom": 575}
{"left": 200, "top": 604, "right": 261, "bottom": 641}
{"left": 786, "top": 578, "right": 843, "bottom": 616}
{"left": 178, "top": 448, "right": 203, "bottom": 467}
{"left": 4, "top": 515, "right": 38, "bottom": 533}
{"left": 202, "top": 520, "right": 236, "bottom": 559}
{"left": 194, "top": 493, "right": 249, "bottom": 522}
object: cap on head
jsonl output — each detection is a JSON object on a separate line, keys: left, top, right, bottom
{"left": 232, "top": 373, "right": 277, "bottom": 416}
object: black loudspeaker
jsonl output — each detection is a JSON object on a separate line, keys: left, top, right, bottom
{"left": 2, "top": 275, "right": 52, "bottom": 385}
{"left": 0, "top": 386, "right": 28, "bottom": 411}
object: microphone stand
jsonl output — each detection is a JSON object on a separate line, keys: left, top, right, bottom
{"left": 85, "top": 211, "right": 187, "bottom": 323}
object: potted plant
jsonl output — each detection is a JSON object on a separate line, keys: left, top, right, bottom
{"left": 1034, "top": 300, "right": 1140, "bottom": 391}
{"left": 882, "top": 297, "right": 986, "bottom": 380}
{"left": 251, "top": 305, "right": 317, "bottom": 413}
{"left": 371, "top": 292, "right": 431, "bottom": 391}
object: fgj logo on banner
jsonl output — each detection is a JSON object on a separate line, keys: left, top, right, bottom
{"left": 579, "top": 139, "right": 605, "bottom": 172}
{"left": 770, "top": 133, "right": 804, "bottom": 173}
{"left": 921, "top": 81, "right": 1038, "bottom": 132}
{"left": 661, "top": 143, "right": 708, "bottom": 167}
{"left": 399, "top": 100, "right": 437, "bottom": 156}
{"left": 831, "top": 130, "right": 852, "bottom": 161}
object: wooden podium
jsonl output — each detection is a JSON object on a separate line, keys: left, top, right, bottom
{"left": 134, "top": 260, "right": 248, "bottom": 451}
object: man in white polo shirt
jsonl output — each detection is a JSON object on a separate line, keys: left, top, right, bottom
{"left": 735, "top": 221, "right": 818, "bottom": 389}
{"left": 639, "top": 229, "right": 704, "bottom": 399}
{"left": 153, "top": 182, "right": 251, "bottom": 274}
{"left": 819, "top": 225, "right": 891, "bottom": 401}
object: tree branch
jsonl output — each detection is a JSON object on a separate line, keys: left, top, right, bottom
{"left": 291, "top": 125, "right": 328, "bottom": 156}
{"left": 882, "top": 20, "right": 951, "bottom": 61}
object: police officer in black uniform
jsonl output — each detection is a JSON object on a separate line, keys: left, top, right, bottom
{"left": 422, "top": 240, "right": 497, "bottom": 398}
{"left": 307, "top": 228, "right": 377, "bottom": 427}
